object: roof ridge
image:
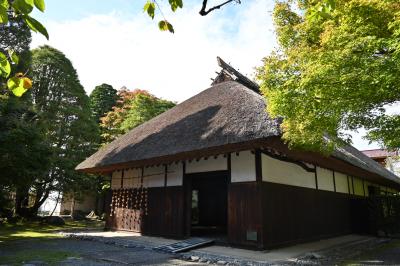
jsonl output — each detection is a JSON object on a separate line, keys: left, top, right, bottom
{"left": 214, "top": 57, "right": 260, "bottom": 94}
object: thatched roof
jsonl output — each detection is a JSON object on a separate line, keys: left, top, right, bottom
{"left": 76, "top": 81, "right": 281, "bottom": 172}
{"left": 77, "top": 79, "right": 400, "bottom": 186}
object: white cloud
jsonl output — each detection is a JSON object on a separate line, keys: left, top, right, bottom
{"left": 31, "top": 0, "right": 276, "bottom": 102}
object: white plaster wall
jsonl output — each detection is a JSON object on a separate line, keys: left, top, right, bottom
{"left": 186, "top": 156, "right": 227, "bottom": 174}
{"left": 317, "top": 167, "right": 335, "bottom": 192}
{"left": 143, "top": 166, "right": 165, "bottom": 188}
{"left": 111, "top": 171, "right": 122, "bottom": 189}
{"left": 231, "top": 151, "right": 256, "bottom": 183}
{"left": 123, "top": 168, "right": 141, "bottom": 188}
{"left": 262, "top": 154, "right": 316, "bottom": 189}
{"left": 353, "top": 177, "right": 364, "bottom": 196}
{"left": 167, "top": 163, "right": 183, "bottom": 186}
{"left": 335, "top": 172, "right": 349, "bottom": 194}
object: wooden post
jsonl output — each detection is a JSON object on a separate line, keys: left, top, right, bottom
{"left": 333, "top": 170, "right": 336, "bottom": 192}
{"left": 255, "top": 149, "right": 264, "bottom": 249}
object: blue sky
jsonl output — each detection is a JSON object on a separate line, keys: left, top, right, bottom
{"left": 30, "top": 0, "right": 379, "bottom": 150}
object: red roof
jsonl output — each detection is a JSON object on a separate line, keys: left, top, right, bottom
{"left": 362, "top": 149, "right": 398, "bottom": 159}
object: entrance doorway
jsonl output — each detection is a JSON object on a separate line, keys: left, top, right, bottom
{"left": 187, "top": 171, "right": 228, "bottom": 239}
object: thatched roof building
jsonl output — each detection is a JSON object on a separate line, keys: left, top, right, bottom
{"left": 77, "top": 74, "right": 399, "bottom": 188}
{"left": 77, "top": 58, "right": 400, "bottom": 250}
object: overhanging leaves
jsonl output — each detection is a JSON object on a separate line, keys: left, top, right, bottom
{"left": 12, "top": 0, "right": 34, "bottom": 14}
{"left": 34, "top": 0, "right": 45, "bottom": 12}
{"left": 0, "top": 4, "right": 8, "bottom": 24}
{"left": 0, "top": 52, "right": 11, "bottom": 78}
{"left": 158, "top": 20, "right": 174, "bottom": 33}
{"left": 143, "top": 1, "right": 156, "bottom": 19}
{"left": 23, "top": 15, "right": 49, "bottom": 39}
{"left": 168, "top": 0, "right": 183, "bottom": 12}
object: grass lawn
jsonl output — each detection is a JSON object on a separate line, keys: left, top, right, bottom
{"left": 0, "top": 219, "right": 105, "bottom": 265}
{"left": 0, "top": 249, "right": 78, "bottom": 265}
{"left": 0, "top": 219, "right": 104, "bottom": 242}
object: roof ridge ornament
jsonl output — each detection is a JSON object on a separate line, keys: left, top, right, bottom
{"left": 213, "top": 56, "right": 261, "bottom": 94}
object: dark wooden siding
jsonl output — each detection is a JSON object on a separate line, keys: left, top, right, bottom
{"left": 106, "top": 186, "right": 185, "bottom": 238}
{"left": 262, "top": 182, "right": 369, "bottom": 248}
{"left": 228, "top": 182, "right": 263, "bottom": 248}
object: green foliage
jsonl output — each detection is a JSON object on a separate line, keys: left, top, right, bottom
{"left": 100, "top": 88, "right": 175, "bottom": 143}
{"left": 0, "top": 0, "right": 46, "bottom": 97}
{"left": 30, "top": 45, "right": 99, "bottom": 206}
{"left": 121, "top": 93, "right": 176, "bottom": 132}
{"left": 89, "top": 83, "right": 118, "bottom": 123}
{"left": 168, "top": 0, "right": 183, "bottom": 12}
{"left": 23, "top": 15, "right": 48, "bottom": 40}
{"left": 0, "top": 14, "right": 32, "bottom": 77}
{"left": 158, "top": 20, "right": 174, "bottom": 33}
{"left": 0, "top": 96, "right": 51, "bottom": 209}
{"left": 0, "top": 52, "right": 10, "bottom": 78}
{"left": 258, "top": 0, "right": 400, "bottom": 152}
{"left": 34, "top": 0, "right": 45, "bottom": 12}
{"left": 144, "top": 1, "right": 156, "bottom": 19}
{"left": 143, "top": 0, "right": 181, "bottom": 33}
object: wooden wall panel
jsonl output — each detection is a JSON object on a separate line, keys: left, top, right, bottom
{"left": 228, "top": 182, "right": 263, "bottom": 248}
{"left": 105, "top": 186, "right": 185, "bottom": 238}
{"left": 262, "top": 182, "right": 369, "bottom": 248}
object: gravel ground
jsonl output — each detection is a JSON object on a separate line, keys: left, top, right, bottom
{"left": 2, "top": 234, "right": 399, "bottom": 266}
{"left": 62, "top": 232, "right": 400, "bottom": 266}
{"left": 0, "top": 238, "right": 206, "bottom": 265}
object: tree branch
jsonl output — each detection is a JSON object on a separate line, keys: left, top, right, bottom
{"left": 199, "top": 0, "right": 238, "bottom": 16}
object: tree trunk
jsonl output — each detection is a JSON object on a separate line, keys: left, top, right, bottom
{"left": 28, "top": 188, "right": 50, "bottom": 217}
{"left": 14, "top": 187, "right": 29, "bottom": 217}
{"left": 50, "top": 191, "right": 60, "bottom": 216}
{"left": 70, "top": 195, "right": 75, "bottom": 219}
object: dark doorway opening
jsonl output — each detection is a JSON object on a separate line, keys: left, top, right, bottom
{"left": 187, "top": 171, "right": 228, "bottom": 242}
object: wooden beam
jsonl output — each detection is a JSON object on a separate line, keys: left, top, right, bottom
{"left": 217, "top": 57, "right": 260, "bottom": 93}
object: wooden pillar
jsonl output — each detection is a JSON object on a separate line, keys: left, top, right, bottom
{"left": 255, "top": 149, "right": 264, "bottom": 249}
{"left": 333, "top": 170, "right": 336, "bottom": 192}
{"left": 182, "top": 161, "right": 190, "bottom": 237}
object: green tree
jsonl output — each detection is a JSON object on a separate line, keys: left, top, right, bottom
{"left": 0, "top": 0, "right": 47, "bottom": 97}
{"left": 100, "top": 88, "right": 175, "bottom": 143}
{"left": 121, "top": 93, "right": 176, "bottom": 132}
{"left": 0, "top": 15, "right": 32, "bottom": 78}
{"left": 258, "top": 0, "right": 400, "bottom": 152}
{"left": 30, "top": 45, "right": 98, "bottom": 215}
{"left": 89, "top": 83, "right": 118, "bottom": 123}
{"left": 0, "top": 96, "right": 51, "bottom": 216}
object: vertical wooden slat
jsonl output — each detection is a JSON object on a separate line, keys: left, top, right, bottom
{"left": 333, "top": 170, "right": 336, "bottom": 192}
